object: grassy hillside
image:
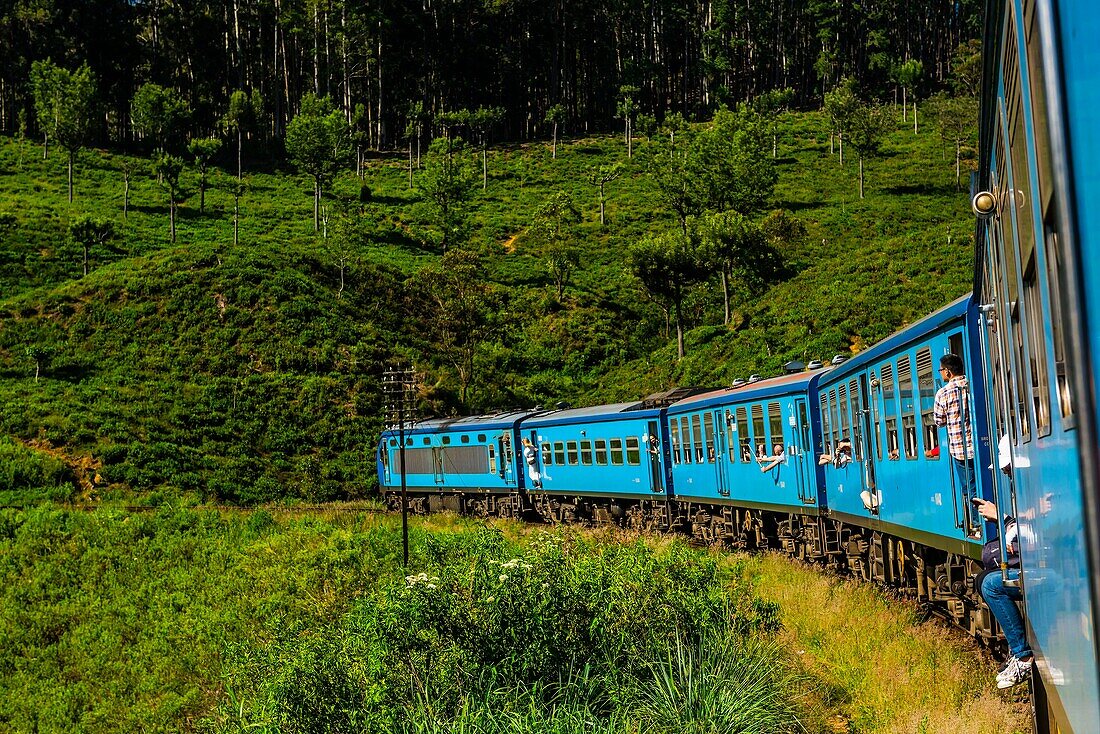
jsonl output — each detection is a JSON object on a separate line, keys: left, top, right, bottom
{"left": 0, "top": 109, "right": 974, "bottom": 502}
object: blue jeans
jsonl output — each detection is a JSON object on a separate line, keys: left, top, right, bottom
{"left": 953, "top": 455, "right": 979, "bottom": 528}
{"left": 981, "top": 569, "right": 1032, "bottom": 659}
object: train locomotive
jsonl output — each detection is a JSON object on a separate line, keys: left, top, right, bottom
{"left": 380, "top": 0, "right": 1100, "bottom": 730}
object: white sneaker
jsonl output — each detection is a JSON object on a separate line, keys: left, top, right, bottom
{"left": 997, "top": 656, "right": 1033, "bottom": 689}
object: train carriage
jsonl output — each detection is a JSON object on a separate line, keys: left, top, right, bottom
{"left": 377, "top": 410, "right": 538, "bottom": 517}
{"left": 816, "top": 296, "right": 994, "bottom": 553}
{"left": 520, "top": 402, "right": 671, "bottom": 528}
{"left": 974, "top": 0, "right": 1100, "bottom": 729}
{"left": 664, "top": 371, "right": 825, "bottom": 549}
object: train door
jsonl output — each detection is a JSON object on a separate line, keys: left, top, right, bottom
{"left": 497, "top": 432, "right": 517, "bottom": 485}
{"left": 646, "top": 420, "right": 665, "bottom": 493}
{"left": 711, "top": 411, "right": 730, "bottom": 497}
{"left": 789, "top": 398, "right": 815, "bottom": 504}
{"left": 855, "top": 374, "right": 879, "bottom": 513}
{"left": 433, "top": 437, "right": 445, "bottom": 485}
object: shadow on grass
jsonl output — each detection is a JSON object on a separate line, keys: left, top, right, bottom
{"left": 884, "top": 182, "right": 960, "bottom": 196}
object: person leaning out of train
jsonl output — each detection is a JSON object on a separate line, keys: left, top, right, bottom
{"left": 972, "top": 438, "right": 1033, "bottom": 689}
{"left": 934, "top": 354, "right": 981, "bottom": 536}
{"left": 758, "top": 443, "right": 785, "bottom": 473}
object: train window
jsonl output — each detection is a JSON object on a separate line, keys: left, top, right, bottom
{"left": 691, "top": 415, "right": 705, "bottom": 462}
{"left": 553, "top": 441, "right": 565, "bottom": 465}
{"left": 478, "top": 434, "right": 486, "bottom": 442}
{"left": 423, "top": 437, "right": 431, "bottom": 445}
{"left": 670, "top": 420, "right": 682, "bottom": 464}
{"left": 389, "top": 438, "right": 397, "bottom": 446}
{"left": 725, "top": 410, "right": 737, "bottom": 462}
{"left": 406, "top": 437, "right": 413, "bottom": 445}
{"left": 489, "top": 445, "right": 497, "bottom": 474}
{"left": 752, "top": 404, "right": 766, "bottom": 458}
{"left": 443, "top": 436, "right": 452, "bottom": 445}
{"left": 897, "top": 356, "right": 918, "bottom": 459}
{"left": 1023, "top": 258, "right": 1052, "bottom": 437}
{"left": 1012, "top": 302, "right": 1032, "bottom": 442}
{"left": 594, "top": 439, "right": 608, "bottom": 466}
{"left": 626, "top": 437, "right": 641, "bottom": 465}
{"left": 828, "top": 389, "right": 841, "bottom": 452}
{"left": 567, "top": 441, "right": 579, "bottom": 465}
{"left": 1045, "top": 227, "right": 1075, "bottom": 426}
{"left": 838, "top": 385, "right": 850, "bottom": 452}
{"left": 848, "top": 381, "right": 862, "bottom": 462}
{"left": 916, "top": 348, "right": 938, "bottom": 458}
{"left": 703, "top": 413, "right": 716, "bottom": 463}
{"left": 870, "top": 371, "right": 883, "bottom": 460}
{"left": 463, "top": 435, "right": 472, "bottom": 444}
{"left": 881, "top": 368, "right": 899, "bottom": 460}
{"left": 541, "top": 442, "right": 552, "bottom": 465}
{"left": 580, "top": 440, "right": 593, "bottom": 465}
{"left": 820, "top": 393, "right": 832, "bottom": 454}
{"left": 680, "top": 417, "right": 693, "bottom": 464}
{"left": 610, "top": 439, "right": 624, "bottom": 465}
{"left": 768, "top": 402, "right": 783, "bottom": 452}
{"left": 737, "top": 407, "right": 752, "bottom": 461}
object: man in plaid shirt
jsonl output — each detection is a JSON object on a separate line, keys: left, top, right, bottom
{"left": 934, "top": 353, "right": 981, "bottom": 536}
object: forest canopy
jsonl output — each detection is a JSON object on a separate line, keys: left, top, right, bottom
{"left": 0, "top": 0, "right": 982, "bottom": 148}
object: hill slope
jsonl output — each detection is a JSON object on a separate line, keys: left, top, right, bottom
{"left": 0, "top": 110, "right": 974, "bottom": 502}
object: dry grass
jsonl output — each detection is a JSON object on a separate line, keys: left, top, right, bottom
{"left": 738, "top": 552, "right": 1031, "bottom": 734}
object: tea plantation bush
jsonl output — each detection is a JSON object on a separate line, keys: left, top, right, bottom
{"left": 211, "top": 527, "right": 802, "bottom": 734}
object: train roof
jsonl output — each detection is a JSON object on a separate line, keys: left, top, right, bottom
{"left": 667, "top": 370, "right": 825, "bottom": 413}
{"left": 522, "top": 401, "right": 664, "bottom": 427}
{"left": 818, "top": 293, "right": 972, "bottom": 383}
{"left": 381, "top": 409, "right": 541, "bottom": 435}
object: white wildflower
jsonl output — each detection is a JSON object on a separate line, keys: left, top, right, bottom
{"left": 486, "top": 596, "right": 495, "bottom": 603}
{"left": 499, "top": 574, "right": 508, "bottom": 582}
{"left": 426, "top": 584, "right": 437, "bottom": 590}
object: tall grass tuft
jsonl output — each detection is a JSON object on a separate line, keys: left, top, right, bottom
{"left": 630, "top": 630, "right": 806, "bottom": 734}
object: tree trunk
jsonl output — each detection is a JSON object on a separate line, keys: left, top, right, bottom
{"left": 199, "top": 174, "right": 206, "bottom": 213}
{"left": 35, "top": 361, "right": 40, "bottom": 383}
{"left": 552, "top": 122, "right": 558, "bottom": 159}
{"left": 482, "top": 145, "right": 487, "bottom": 189}
{"left": 83, "top": 243, "right": 89, "bottom": 276}
{"left": 913, "top": 103, "right": 918, "bottom": 134}
{"left": 598, "top": 184, "right": 605, "bottom": 225}
{"left": 839, "top": 133, "right": 844, "bottom": 165}
{"left": 42, "top": 133, "right": 48, "bottom": 160}
{"left": 170, "top": 200, "right": 177, "bottom": 242}
{"left": 721, "top": 269, "right": 730, "bottom": 325}
{"left": 955, "top": 142, "right": 961, "bottom": 190}
{"left": 408, "top": 141, "right": 413, "bottom": 188}
{"left": 674, "top": 297, "right": 685, "bottom": 359}
{"left": 234, "top": 195, "right": 239, "bottom": 246}
{"left": 237, "top": 129, "right": 242, "bottom": 179}
{"left": 829, "top": 132, "right": 834, "bottom": 155}
{"left": 314, "top": 180, "right": 321, "bottom": 232}
{"left": 902, "top": 86, "right": 907, "bottom": 121}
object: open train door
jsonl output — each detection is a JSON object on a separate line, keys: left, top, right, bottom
{"left": 646, "top": 419, "right": 665, "bottom": 493}
{"left": 789, "top": 398, "right": 815, "bottom": 504}
{"left": 855, "top": 373, "right": 879, "bottom": 513}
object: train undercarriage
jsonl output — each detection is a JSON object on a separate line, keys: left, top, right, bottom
{"left": 385, "top": 489, "right": 1003, "bottom": 652}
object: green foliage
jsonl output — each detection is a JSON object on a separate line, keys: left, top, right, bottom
{"left": 417, "top": 137, "right": 476, "bottom": 250}
{"left": 0, "top": 437, "right": 75, "bottom": 504}
{"left": 131, "top": 83, "right": 191, "bottom": 153}
{"left": 213, "top": 526, "right": 798, "bottom": 734}
{"left": 69, "top": 215, "right": 117, "bottom": 277}
{"left": 286, "top": 94, "right": 353, "bottom": 231}
{"left": 188, "top": 137, "right": 223, "bottom": 212}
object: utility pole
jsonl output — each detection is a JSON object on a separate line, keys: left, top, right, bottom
{"left": 383, "top": 363, "right": 417, "bottom": 567}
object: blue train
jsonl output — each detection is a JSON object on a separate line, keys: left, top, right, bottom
{"left": 379, "top": 0, "right": 1100, "bottom": 730}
